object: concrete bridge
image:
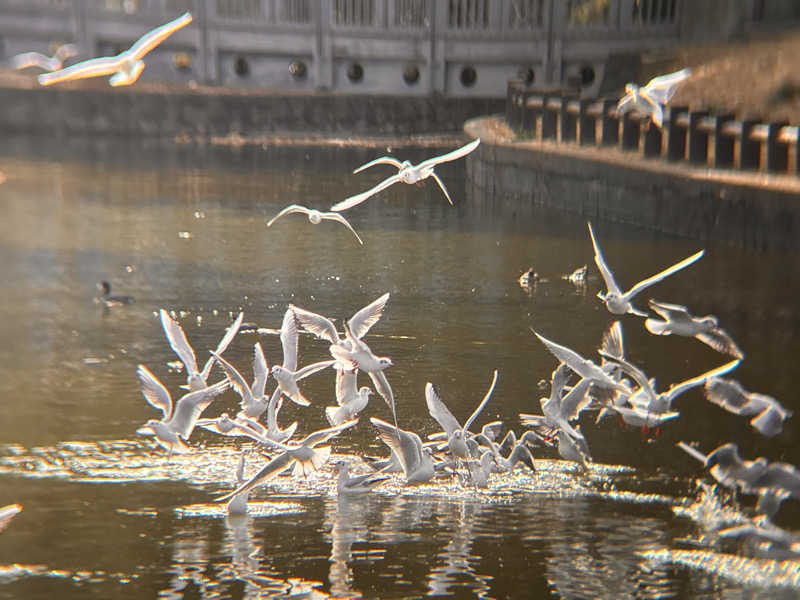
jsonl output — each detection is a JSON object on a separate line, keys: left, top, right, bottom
{"left": 0, "top": 1, "right": 794, "bottom": 98}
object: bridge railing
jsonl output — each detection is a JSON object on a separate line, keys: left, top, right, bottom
{"left": 506, "top": 79, "right": 800, "bottom": 177}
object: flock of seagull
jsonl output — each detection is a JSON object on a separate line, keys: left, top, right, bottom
{"left": 1, "top": 10, "right": 794, "bottom": 570}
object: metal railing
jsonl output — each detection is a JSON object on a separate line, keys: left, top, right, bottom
{"left": 506, "top": 79, "right": 800, "bottom": 176}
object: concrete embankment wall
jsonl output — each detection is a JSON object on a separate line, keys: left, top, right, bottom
{"left": 464, "top": 117, "right": 800, "bottom": 251}
{"left": 0, "top": 81, "right": 503, "bottom": 139}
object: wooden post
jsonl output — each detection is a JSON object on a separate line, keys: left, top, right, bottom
{"left": 540, "top": 92, "right": 557, "bottom": 139}
{"left": 558, "top": 94, "right": 577, "bottom": 142}
{"left": 662, "top": 105, "right": 687, "bottom": 161}
{"left": 709, "top": 114, "right": 735, "bottom": 169}
{"left": 520, "top": 90, "right": 540, "bottom": 135}
{"left": 764, "top": 122, "right": 789, "bottom": 173}
{"left": 620, "top": 112, "right": 639, "bottom": 151}
{"left": 641, "top": 122, "right": 662, "bottom": 158}
{"left": 738, "top": 119, "right": 760, "bottom": 170}
{"left": 599, "top": 99, "right": 618, "bottom": 146}
{"left": 686, "top": 110, "right": 709, "bottom": 165}
{"left": 577, "top": 99, "right": 595, "bottom": 145}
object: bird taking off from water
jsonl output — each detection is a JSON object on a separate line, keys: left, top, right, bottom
{"left": 38, "top": 12, "right": 192, "bottom": 87}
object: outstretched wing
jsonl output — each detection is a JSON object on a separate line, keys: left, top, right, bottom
{"left": 160, "top": 309, "right": 199, "bottom": 375}
{"left": 201, "top": 311, "right": 243, "bottom": 380}
{"left": 370, "top": 417, "right": 423, "bottom": 477}
{"left": 216, "top": 452, "right": 293, "bottom": 503}
{"left": 665, "top": 359, "right": 740, "bottom": 404}
{"left": 38, "top": 56, "right": 122, "bottom": 86}
{"left": 425, "top": 382, "right": 461, "bottom": 436}
{"left": 644, "top": 68, "right": 691, "bottom": 104}
{"left": 136, "top": 364, "right": 172, "bottom": 420}
{"left": 252, "top": 342, "right": 269, "bottom": 399}
{"left": 463, "top": 370, "right": 498, "bottom": 433}
{"left": 128, "top": 12, "right": 193, "bottom": 61}
{"left": 348, "top": 292, "right": 390, "bottom": 340}
{"left": 210, "top": 350, "right": 254, "bottom": 409}
{"left": 353, "top": 156, "right": 404, "bottom": 174}
{"left": 330, "top": 173, "right": 402, "bottom": 212}
{"left": 587, "top": 222, "right": 622, "bottom": 297}
{"left": 417, "top": 138, "right": 481, "bottom": 171}
{"left": 168, "top": 380, "right": 230, "bottom": 439}
{"left": 625, "top": 250, "right": 705, "bottom": 299}
{"left": 298, "top": 419, "right": 359, "bottom": 448}
{"left": 279, "top": 308, "right": 299, "bottom": 372}
{"left": 267, "top": 204, "right": 309, "bottom": 227}
{"left": 321, "top": 212, "right": 364, "bottom": 244}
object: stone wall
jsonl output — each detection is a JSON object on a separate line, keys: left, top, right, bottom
{"left": 464, "top": 117, "right": 799, "bottom": 251}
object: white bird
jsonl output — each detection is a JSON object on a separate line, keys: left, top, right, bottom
{"left": 325, "top": 366, "right": 374, "bottom": 426}
{"left": 212, "top": 343, "right": 270, "bottom": 419}
{"left": 616, "top": 68, "right": 691, "bottom": 127}
{"left": 332, "top": 461, "right": 388, "bottom": 496}
{"left": 646, "top": 300, "right": 744, "bottom": 359}
{"left": 215, "top": 420, "right": 359, "bottom": 502}
{"left": 588, "top": 222, "right": 705, "bottom": 317}
{"left": 330, "top": 138, "right": 480, "bottom": 212}
{"left": 226, "top": 453, "right": 252, "bottom": 515}
{"left": 195, "top": 412, "right": 271, "bottom": 444}
{"left": 135, "top": 364, "right": 229, "bottom": 457}
{"left": 266, "top": 204, "right": 364, "bottom": 245}
{"left": 425, "top": 370, "right": 499, "bottom": 460}
{"left": 11, "top": 43, "right": 79, "bottom": 72}
{"left": 370, "top": 417, "right": 436, "bottom": 485}
{"left": 38, "top": 12, "right": 192, "bottom": 87}
{"left": 160, "top": 309, "right": 243, "bottom": 392}
{"left": 704, "top": 378, "right": 791, "bottom": 438}
{"left": 0, "top": 504, "right": 22, "bottom": 534}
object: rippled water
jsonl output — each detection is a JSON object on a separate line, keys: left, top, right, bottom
{"left": 0, "top": 137, "right": 799, "bottom": 599}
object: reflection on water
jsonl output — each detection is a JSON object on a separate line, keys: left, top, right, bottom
{"left": 0, "top": 139, "right": 799, "bottom": 598}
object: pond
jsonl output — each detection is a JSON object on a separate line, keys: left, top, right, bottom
{"left": 0, "top": 136, "right": 798, "bottom": 599}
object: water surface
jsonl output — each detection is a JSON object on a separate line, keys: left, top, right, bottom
{"left": 0, "top": 137, "right": 798, "bottom": 599}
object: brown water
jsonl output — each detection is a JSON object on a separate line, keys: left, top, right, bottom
{"left": 0, "top": 137, "right": 799, "bottom": 599}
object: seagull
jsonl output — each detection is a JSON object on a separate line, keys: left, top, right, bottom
{"left": 96, "top": 280, "right": 134, "bottom": 307}
{"left": 212, "top": 343, "right": 270, "bottom": 419}
{"left": 645, "top": 300, "right": 744, "bottom": 359}
{"left": 195, "top": 412, "right": 273, "bottom": 444}
{"left": 491, "top": 441, "right": 536, "bottom": 475}
{"left": 704, "top": 378, "right": 791, "bottom": 438}
{"left": 616, "top": 68, "right": 691, "bottom": 127}
{"left": 588, "top": 222, "right": 704, "bottom": 317}
{"left": 0, "top": 504, "right": 22, "bottom": 534}
{"left": 330, "top": 138, "right": 480, "bottom": 212}
{"left": 425, "top": 370, "right": 498, "bottom": 461}
{"left": 11, "top": 43, "right": 79, "bottom": 71}
{"left": 325, "top": 366, "right": 374, "bottom": 426}
{"left": 160, "top": 308, "right": 243, "bottom": 392}
{"left": 38, "top": 12, "right": 192, "bottom": 87}
{"left": 332, "top": 461, "right": 388, "bottom": 496}
{"left": 465, "top": 451, "right": 496, "bottom": 488}
{"left": 600, "top": 354, "right": 740, "bottom": 417}
{"left": 215, "top": 420, "right": 359, "bottom": 502}
{"left": 532, "top": 329, "right": 631, "bottom": 394}
{"left": 135, "top": 364, "right": 229, "bottom": 457}
{"left": 268, "top": 309, "right": 336, "bottom": 407}
{"left": 266, "top": 204, "right": 364, "bottom": 245}
{"left": 370, "top": 417, "right": 436, "bottom": 485}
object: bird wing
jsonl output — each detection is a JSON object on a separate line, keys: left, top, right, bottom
{"left": 425, "top": 382, "right": 461, "bottom": 436}
{"left": 298, "top": 419, "right": 359, "bottom": 448}
{"left": 55, "top": 43, "right": 79, "bottom": 61}
{"left": 463, "top": 369, "right": 498, "bottom": 433}
{"left": 266, "top": 204, "right": 308, "bottom": 227}
{"left": 128, "top": 12, "right": 193, "bottom": 61}
{"left": 416, "top": 138, "right": 481, "bottom": 171}
{"left": 37, "top": 56, "right": 122, "bottom": 85}
{"left": 625, "top": 250, "right": 704, "bottom": 299}
{"left": 370, "top": 417, "right": 422, "bottom": 477}
{"left": 676, "top": 441, "right": 709, "bottom": 464}
{"left": 600, "top": 321, "right": 624, "bottom": 360}
{"left": 321, "top": 212, "right": 364, "bottom": 244}
{"left": 290, "top": 304, "right": 339, "bottom": 345}
{"left": 251, "top": 342, "right": 269, "bottom": 399}
{"left": 136, "top": 364, "right": 172, "bottom": 420}
{"left": 215, "top": 451, "right": 293, "bottom": 503}
{"left": 201, "top": 311, "right": 243, "bottom": 380}
{"left": 704, "top": 378, "right": 758, "bottom": 415}
{"left": 696, "top": 329, "right": 744, "bottom": 359}
{"left": 353, "top": 156, "right": 404, "bottom": 174}
{"left": 348, "top": 292, "right": 390, "bottom": 340}
{"left": 616, "top": 91, "right": 635, "bottom": 115}
{"left": 559, "top": 377, "right": 593, "bottom": 421}
{"left": 429, "top": 171, "right": 454, "bottom": 205}
{"left": 665, "top": 359, "right": 740, "bottom": 404}
{"left": 330, "top": 173, "right": 402, "bottom": 212}
{"left": 279, "top": 308, "right": 299, "bottom": 372}
{"left": 0, "top": 504, "right": 22, "bottom": 534}
{"left": 644, "top": 68, "right": 691, "bottom": 104}
{"left": 160, "top": 309, "right": 198, "bottom": 375}
{"left": 209, "top": 350, "right": 254, "bottom": 409}
{"left": 587, "top": 222, "right": 622, "bottom": 297}
{"left": 167, "top": 379, "right": 230, "bottom": 439}
{"left": 647, "top": 299, "right": 692, "bottom": 323}
{"left": 294, "top": 359, "right": 336, "bottom": 381}
{"left": 11, "top": 52, "right": 52, "bottom": 70}
{"left": 368, "top": 370, "right": 396, "bottom": 419}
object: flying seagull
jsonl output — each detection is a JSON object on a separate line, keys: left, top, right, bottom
{"left": 616, "top": 68, "right": 691, "bottom": 128}
{"left": 267, "top": 204, "right": 364, "bottom": 245}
